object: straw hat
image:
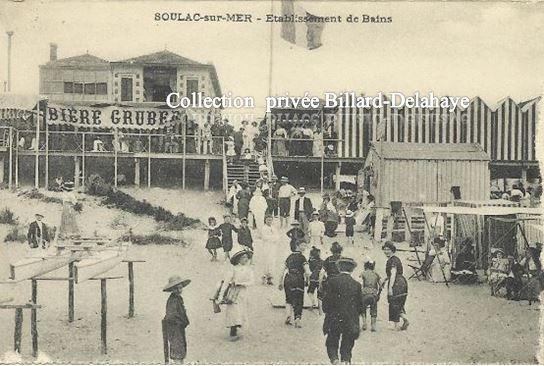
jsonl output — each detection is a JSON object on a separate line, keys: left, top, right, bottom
{"left": 298, "top": 187, "right": 306, "bottom": 194}
{"left": 345, "top": 210, "right": 354, "bottom": 218}
{"left": 163, "top": 276, "right": 191, "bottom": 292}
{"left": 230, "top": 247, "right": 253, "bottom": 265}
{"left": 312, "top": 210, "right": 319, "bottom": 217}
{"left": 291, "top": 220, "right": 300, "bottom": 226}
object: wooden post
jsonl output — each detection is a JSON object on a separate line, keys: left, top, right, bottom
{"left": 335, "top": 162, "right": 341, "bottom": 191}
{"left": 15, "top": 129, "right": 18, "bottom": 188}
{"left": 100, "top": 279, "right": 107, "bottom": 355}
{"left": 68, "top": 262, "right": 75, "bottom": 322}
{"left": 31, "top": 279, "right": 38, "bottom": 357}
{"left": 74, "top": 156, "right": 81, "bottom": 189}
{"left": 34, "top": 102, "right": 40, "bottom": 189}
{"left": 162, "top": 319, "right": 169, "bottom": 364}
{"left": 182, "top": 117, "right": 187, "bottom": 190}
{"left": 128, "top": 262, "right": 134, "bottom": 318}
{"left": 14, "top": 308, "right": 23, "bottom": 353}
{"left": 204, "top": 159, "right": 210, "bottom": 191}
{"left": 0, "top": 156, "right": 4, "bottom": 184}
{"left": 82, "top": 132, "right": 86, "bottom": 188}
{"left": 147, "top": 135, "right": 151, "bottom": 188}
{"left": 8, "top": 127, "right": 13, "bottom": 189}
{"left": 114, "top": 148, "right": 118, "bottom": 188}
{"left": 134, "top": 158, "right": 140, "bottom": 187}
{"left": 44, "top": 104, "right": 49, "bottom": 190}
{"left": 521, "top": 167, "right": 528, "bottom": 185}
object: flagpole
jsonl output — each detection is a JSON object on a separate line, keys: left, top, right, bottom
{"left": 266, "top": 0, "right": 274, "bottom": 177}
{"left": 320, "top": 108, "right": 324, "bottom": 194}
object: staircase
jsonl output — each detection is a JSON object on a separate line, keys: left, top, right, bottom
{"left": 226, "top": 160, "right": 261, "bottom": 188}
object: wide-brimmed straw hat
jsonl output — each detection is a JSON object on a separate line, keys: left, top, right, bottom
{"left": 163, "top": 276, "right": 191, "bottom": 292}
{"left": 230, "top": 247, "right": 253, "bottom": 265}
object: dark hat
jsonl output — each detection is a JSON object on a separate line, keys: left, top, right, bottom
{"left": 230, "top": 247, "right": 253, "bottom": 265}
{"left": 298, "top": 187, "right": 306, "bottom": 194}
{"left": 330, "top": 241, "right": 343, "bottom": 254}
{"left": 163, "top": 276, "right": 191, "bottom": 292}
{"left": 382, "top": 241, "right": 396, "bottom": 253}
{"left": 240, "top": 217, "right": 248, "bottom": 223}
{"left": 337, "top": 257, "right": 357, "bottom": 272}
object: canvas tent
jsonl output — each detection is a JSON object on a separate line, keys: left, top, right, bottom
{"left": 364, "top": 143, "right": 491, "bottom": 208}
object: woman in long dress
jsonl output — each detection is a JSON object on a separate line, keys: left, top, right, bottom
{"left": 312, "top": 129, "right": 323, "bottom": 157}
{"left": 236, "top": 184, "right": 252, "bottom": 220}
{"left": 261, "top": 215, "right": 281, "bottom": 285}
{"left": 273, "top": 126, "right": 288, "bottom": 156}
{"left": 58, "top": 182, "right": 80, "bottom": 239}
{"left": 223, "top": 248, "right": 254, "bottom": 341}
{"left": 382, "top": 241, "right": 409, "bottom": 331}
{"left": 228, "top": 180, "right": 242, "bottom": 216}
{"left": 249, "top": 188, "right": 268, "bottom": 232}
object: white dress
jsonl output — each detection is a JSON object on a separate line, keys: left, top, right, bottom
{"left": 224, "top": 264, "right": 254, "bottom": 328}
{"left": 228, "top": 184, "right": 241, "bottom": 215}
{"left": 249, "top": 192, "right": 268, "bottom": 232}
{"left": 261, "top": 224, "right": 281, "bottom": 277}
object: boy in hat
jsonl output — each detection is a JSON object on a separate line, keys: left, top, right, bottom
{"left": 294, "top": 187, "right": 313, "bottom": 236}
{"left": 322, "top": 257, "right": 364, "bottom": 364}
{"left": 163, "top": 276, "right": 191, "bottom": 363}
{"left": 359, "top": 259, "right": 381, "bottom": 332}
{"left": 307, "top": 246, "right": 324, "bottom": 312}
{"left": 308, "top": 210, "right": 325, "bottom": 247}
{"left": 27, "top": 213, "right": 50, "bottom": 249}
{"left": 218, "top": 214, "right": 238, "bottom": 262}
{"left": 237, "top": 218, "right": 253, "bottom": 251}
{"left": 345, "top": 210, "right": 356, "bottom": 246}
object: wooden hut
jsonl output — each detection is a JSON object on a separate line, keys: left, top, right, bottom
{"left": 363, "top": 142, "right": 491, "bottom": 208}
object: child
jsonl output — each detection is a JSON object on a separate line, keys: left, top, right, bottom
{"left": 206, "top": 217, "right": 222, "bottom": 261}
{"left": 308, "top": 210, "right": 325, "bottom": 247}
{"left": 218, "top": 214, "right": 238, "bottom": 261}
{"left": 307, "top": 246, "right": 323, "bottom": 312}
{"left": 225, "top": 136, "right": 236, "bottom": 163}
{"left": 286, "top": 221, "right": 306, "bottom": 252}
{"left": 163, "top": 276, "right": 191, "bottom": 363}
{"left": 237, "top": 218, "right": 253, "bottom": 251}
{"left": 345, "top": 210, "right": 356, "bottom": 246}
{"left": 360, "top": 259, "right": 381, "bottom": 332}
{"left": 489, "top": 248, "right": 510, "bottom": 295}
{"left": 223, "top": 247, "right": 254, "bottom": 341}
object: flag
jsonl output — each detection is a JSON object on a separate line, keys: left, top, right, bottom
{"left": 281, "top": 0, "right": 325, "bottom": 50}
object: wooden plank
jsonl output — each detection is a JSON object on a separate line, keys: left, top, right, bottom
{"left": 68, "top": 262, "right": 75, "bottom": 322}
{"left": 100, "top": 279, "right": 107, "bottom": 355}
{"left": 31, "top": 280, "right": 38, "bottom": 357}
{"left": 10, "top": 252, "right": 80, "bottom": 281}
{"left": 0, "top": 304, "right": 41, "bottom": 310}
{"left": 14, "top": 308, "right": 23, "bottom": 353}
{"left": 75, "top": 251, "right": 124, "bottom": 284}
{"left": 128, "top": 262, "right": 134, "bottom": 318}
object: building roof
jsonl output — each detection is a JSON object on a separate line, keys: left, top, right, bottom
{"left": 519, "top": 96, "right": 541, "bottom": 110}
{"left": 115, "top": 50, "right": 203, "bottom": 66}
{"left": 43, "top": 53, "right": 109, "bottom": 68}
{"left": 370, "top": 142, "right": 490, "bottom": 161}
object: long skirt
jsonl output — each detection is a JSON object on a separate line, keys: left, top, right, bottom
{"left": 284, "top": 272, "right": 305, "bottom": 319}
{"left": 58, "top": 204, "right": 80, "bottom": 239}
{"left": 238, "top": 200, "right": 250, "bottom": 219}
{"left": 166, "top": 324, "right": 187, "bottom": 361}
{"left": 387, "top": 275, "right": 408, "bottom": 322}
{"left": 224, "top": 287, "right": 249, "bottom": 328}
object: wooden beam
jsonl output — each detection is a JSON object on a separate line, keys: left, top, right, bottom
{"left": 14, "top": 308, "right": 23, "bottom": 353}
{"left": 8, "top": 127, "right": 13, "bottom": 189}
{"left": 204, "top": 159, "right": 210, "bottom": 191}
{"left": 68, "top": 262, "right": 74, "bottom": 322}
{"left": 147, "top": 135, "right": 151, "bottom": 188}
{"left": 114, "top": 149, "right": 118, "bottom": 188}
{"left": 128, "top": 261, "right": 134, "bottom": 318}
{"left": 31, "top": 279, "right": 38, "bottom": 357}
{"left": 15, "top": 129, "right": 18, "bottom": 187}
{"left": 134, "top": 158, "right": 140, "bottom": 187}
{"left": 100, "top": 279, "right": 107, "bottom": 355}
{"left": 0, "top": 303, "right": 41, "bottom": 310}
{"left": 34, "top": 103, "right": 40, "bottom": 189}
{"left": 44, "top": 109, "right": 49, "bottom": 190}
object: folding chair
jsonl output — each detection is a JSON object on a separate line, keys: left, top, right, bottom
{"left": 408, "top": 254, "right": 435, "bottom": 280}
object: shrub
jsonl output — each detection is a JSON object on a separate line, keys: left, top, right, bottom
{"left": 5, "top": 226, "right": 26, "bottom": 243}
{"left": 85, "top": 174, "right": 112, "bottom": 196}
{"left": 0, "top": 208, "right": 17, "bottom": 225}
{"left": 163, "top": 213, "right": 200, "bottom": 231}
{"left": 122, "top": 233, "right": 187, "bottom": 246}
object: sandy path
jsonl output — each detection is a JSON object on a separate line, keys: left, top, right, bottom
{"left": 0, "top": 188, "right": 540, "bottom": 364}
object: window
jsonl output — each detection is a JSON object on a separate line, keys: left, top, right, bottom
{"left": 64, "top": 82, "right": 73, "bottom": 93}
{"left": 74, "top": 83, "right": 83, "bottom": 94}
{"left": 84, "top": 83, "right": 96, "bottom": 95}
{"left": 96, "top": 83, "right": 107, "bottom": 95}
{"left": 186, "top": 79, "right": 199, "bottom": 100}
{"left": 121, "top": 77, "right": 133, "bottom": 102}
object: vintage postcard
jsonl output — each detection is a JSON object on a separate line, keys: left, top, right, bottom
{"left": 0, "top": 0, "right": 542, "bottom": 364}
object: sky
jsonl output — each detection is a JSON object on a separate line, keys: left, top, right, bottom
{"left": 0, "top": 0, "right": 543, "bottom": 118}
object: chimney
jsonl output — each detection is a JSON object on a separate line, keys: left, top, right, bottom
{"left": 49, "top": 43, "right": 57, "bottom": 61}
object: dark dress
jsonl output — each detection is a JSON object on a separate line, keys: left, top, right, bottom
{"left": 218, "top": 223, "right": 238, "bottom": 252}
{"left": 345, "top": 217, "right": 356, "bottom": 237}
{"left": 385, "top": 255, "right": 408, "bottom": 322}
{"left": 308, "top": 256, "right": 323, "bottom": 294}
{"left": 164, "top": 293, "right": 190, "bottom": 361}
{"left": 237, "top": 226, "right": 253, "bottom": 250}
{"left": 286, "top": 227, "right": 306, "bottom": 251}
{"left": 320, "top": 254, "right": 342, "bottom": 300}
{"left": 284, "top": 251, "right": 307, "bottom": 319}
{"left": 236, "top": 190, "right": 251, "bottom": 219}
{"left": 206, "top": 226, "right": 222, "bottom": 250}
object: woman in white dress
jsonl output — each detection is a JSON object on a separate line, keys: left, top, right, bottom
{"left": 223, "top": 248, "right": 255, "bottom": 341}
{"left": 312, "top": 129, "right": 324, "bottom": 157}
{"left": 228, "top": 180, "right": 242, "bottom": 216}
{"left": 58, "top": 181, "right": 80, "bottom": 239}
{"left": 249, "top": 188, "right": 268, "bottom": 232}
{"left": 261, "top": 215, "right": 281, "bottom": 285}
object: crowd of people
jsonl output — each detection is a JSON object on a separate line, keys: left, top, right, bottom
{"left": 491, "top": 181, "right": 542, "bottom": 207}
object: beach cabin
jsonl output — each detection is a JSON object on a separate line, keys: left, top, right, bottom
{"left": 363, "top": 142, "right": 491, "bottom": 208}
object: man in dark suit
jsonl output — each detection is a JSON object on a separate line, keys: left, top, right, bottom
{"left": 294, "top": 187, "right": 313, "bottom": 237}
{"left": 27, "top": 213, "right": 50, "bottom": 249}
{"left": 322, "top": 257, "right": 364, "bottom": 364}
